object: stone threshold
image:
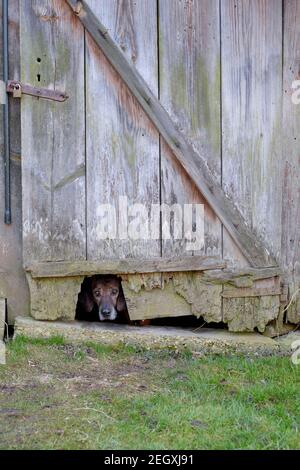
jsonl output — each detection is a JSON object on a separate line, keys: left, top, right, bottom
{"left": 13, "top": 316, "right": 292, "bottom": 356}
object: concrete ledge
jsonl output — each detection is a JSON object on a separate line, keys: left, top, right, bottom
{"left": 14, "top": 316, "right": 289, "bottom": 356}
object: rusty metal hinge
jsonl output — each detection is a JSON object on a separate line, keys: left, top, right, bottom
{"left": 6, "top": 80, "right": 68, "bottom": 102}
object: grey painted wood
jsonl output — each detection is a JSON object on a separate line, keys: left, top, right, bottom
{"left": 26, "top": 255, "right": 226, "bottom": 278}
{"left": 221, "top": 0, "right": 283, "bottom": 267}
{"left": 282, "top": 0, "right": 300, "bottom": 321}
{"left": 159, "top": 0, "right": 221, "bottom": 257}
{"left": 65, "top": 0, "right": 276, "bottom": 268}
{"left": 85, "top": 0, "right": 160, "bottom": 259}
{"left": 20, "top": 0, "right": 86, "bottom": 263}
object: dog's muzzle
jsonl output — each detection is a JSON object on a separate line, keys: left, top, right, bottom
{"left": 99, "top": 306, "right": 118, "bottom": 322}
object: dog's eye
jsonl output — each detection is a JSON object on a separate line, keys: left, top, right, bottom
{"left": 111, "top": 289, "right": 118, "bottom": 296}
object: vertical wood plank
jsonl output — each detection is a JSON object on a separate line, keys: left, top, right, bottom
{"left": 21, "top": 0, "right": 86, "bottom": 263}
{"left": 282, "top": 0, "right": 300, "bottom": 321}
{"left": 9, "top": 0, "right": 21, "bottom": 158}
{"left": 0, "top": 0, "right": 30, "bottom": 322}
{"left": 221, "top": 0, "right": 283, "bottom": 267}
{"left": 159, "top": 0, "right": 222, "bottom": 257}
{"left": 85, "top": 0, "right": 160, "bottom": 259}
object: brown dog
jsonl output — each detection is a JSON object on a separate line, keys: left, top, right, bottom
{"left": 76, "top": 275, "right": 129, "bottom": 323}
{"left": 76, "top": 275, "right": 151, "bottom": 326}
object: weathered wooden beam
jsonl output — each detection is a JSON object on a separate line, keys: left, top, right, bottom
{"left": 203, "top": 267, "right": 282, "bottom": 288}
{"left": 0, "top": 298, "right": 6, "bottom": 340}
{"left": 222, "top": 287, "right": 282, "bottom": 299}
{"left": 25, "top": 255, "right": 226, "bottom": 279}
{"left": 64, "top": 0, "right": 277, "bottom": 268}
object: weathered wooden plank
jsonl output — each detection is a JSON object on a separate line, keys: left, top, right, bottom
{"left": 85, "top": 0, "right": 160, "bottom": 259}
{"left": 8, "top": 0, "right": 21, "bottom": 159}
{"left": 0, "top": 0, "right": 30, "bottom": 323}
{"left": 123, "top": 271, "right": 222, "bottom": 322}
{"left": 65, "top": 0, "right": 276, "bottom": 268}
{"left": 282, "top": 0, "right": 300, "bottom": 322}
{"left": 222, "top": 287, "right": 281, "bottom": 299}
{"left": 0, "top": 298, "right": 6, "bottom": 340}
{"left": 159, "top": 0, "right": 221, "bottom": 257}
{"left": 21, "top": 0, "right": 86, "bottom": 263}
{"left": 26, "top": 274, "right": 84, "bottom": 321}
{"left": 123, "top": 280, "right": 193, "bottom": 321}
{"left": 203, "top": 267, "right": 282, "bottom": 287}
{"left": 221, "top": 0, "right": 283, "bottom": 267}
{"left": 223, "top": 295, "right": 280, "bottom": 333}
{"left": 26, "top": 255, "right": 226, "bottom": 278}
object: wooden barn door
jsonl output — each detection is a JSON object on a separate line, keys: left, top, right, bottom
{"left": 19, "top": 0, "right": 288, "bottom": 329}
{"left": 20, "top": 0, "right": 280, "bottom": 270}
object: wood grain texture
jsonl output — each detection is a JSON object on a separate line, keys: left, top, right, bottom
{"left": 223, "top": 295, "right": 280, "bottom": 332}
{"left": 26, "top": 255, "right": 226, "bottom": 278}
{"left": 202, "top": 268, "right": 282, "bottom": 287}
{"left": 159, "top": 0, "right": 221, "bottom": 257}
{"left": 85, "top": 0, "right": 160, "bottom": 259}
{"left": 282, "top": 0, "right": 300, "bottom": 322}
{"left": 0, "top": 298, "right": 5, "bottom": 339}
{"left": 66, "top": 0, "right": 276, "bottom": 268}
{"left": 8, "top": 0, "right": 21, "bottom": 158}
{"left": 122, "top": 271, "right": 222, "bottom": 321}
{"left": 221, "top": 0, "right": 283, "bottom": 267}
{"left": 0, "top": 0, "right": 30, "bottom": 323}
{"left": 21, "top": 0, "right": 86, "bottom": 263}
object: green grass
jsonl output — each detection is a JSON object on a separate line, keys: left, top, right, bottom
{"left": 0, "top": 335, "right": 299, "bottom": 449}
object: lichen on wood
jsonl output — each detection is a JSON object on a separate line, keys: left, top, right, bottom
{"left": 223, "top": 295, "right": 280, "bottom": 333}
{"left": 26, "top": 271, "right": 282, "bottom": 333}
{"left": 27, "top": 274, "right": 83, "bottom": 321}
{"left": 122, "top": 272, "right": 222, "bottom": 322}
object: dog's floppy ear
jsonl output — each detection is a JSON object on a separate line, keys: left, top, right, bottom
{"left": 79, "top": 290, "right": 94, "bottom": 313}
{"left": 78, "top": 278, "right": 94, "bottom": 313}
{"left": 116, "top": 289, "right": 127, "bottom": 313}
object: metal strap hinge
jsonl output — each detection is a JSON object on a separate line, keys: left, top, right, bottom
{"left": 6, "top": 80, "right": 68, "bottom": 102}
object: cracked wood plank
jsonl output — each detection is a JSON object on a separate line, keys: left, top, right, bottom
{"left": 65, "top": 0, "right": 277, "bottom": 268}
{"left": 21, "top": 0, "right": 86, "bottom": 263}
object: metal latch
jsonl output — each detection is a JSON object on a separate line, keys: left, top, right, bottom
{"left": 6, "top": 80, "right": 68, "bottom": 102}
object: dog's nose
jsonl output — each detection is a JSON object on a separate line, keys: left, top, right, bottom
{"left": 101, "top": 309, "right": 111, "bottom": 317}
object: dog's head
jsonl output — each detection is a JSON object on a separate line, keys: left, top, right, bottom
{"left": 80, "top": 275, "right": 126, "bottom": 321}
